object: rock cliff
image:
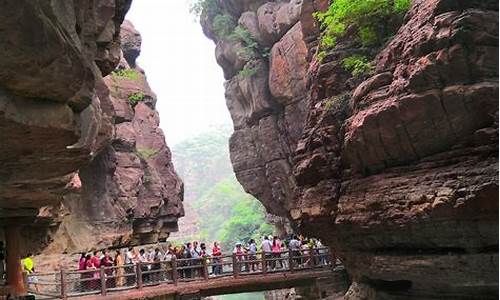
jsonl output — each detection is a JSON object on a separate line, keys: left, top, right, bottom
{"left": 200, "top": 0, "right": 498, "bottom": 298}
{"left": 0, "top": 1, "right": 183, "bottom": 254}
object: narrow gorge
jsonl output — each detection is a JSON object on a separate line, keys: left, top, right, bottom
{"left": 0, "top": 0, "right": 182, "bottom": 271}
{"left": 0, "top": 0, "right": 498, "bottom": 299}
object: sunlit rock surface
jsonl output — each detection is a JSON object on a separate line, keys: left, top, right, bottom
{"left": 201, "top": 0, "right": 499, "bottom": 298}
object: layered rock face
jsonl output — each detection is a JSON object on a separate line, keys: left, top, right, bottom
{"left": 0, "top": 1, "right": 183, "bottom": 254}
{"left": 202, "top": 0, "right": 498, "bottom": 298}
{"left": 0, "top": 0, "right": 130, "bottom": 214}
{"left": 48, "top": 21, "right": 184, "bottom": 252}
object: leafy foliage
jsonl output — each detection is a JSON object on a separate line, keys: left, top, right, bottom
{"left": 128, "top": 92, "right": 145, "bottom": 107}
{"left": 342, "top": 55, "right": 374, "bottom": 76}
{"left": 238, "top": 63, "right": 258, "bottom": 78}
{"left": 112, "top": 69, "right": 140, "bottom": 80}
{"left": 394, "top": 0, "right": 412, "bottom": 13}
{"left": 136, "top": 147, "right": 158, "bottom": 160}
{"left": 322, "top": 92, "right": 351, "bottom": 118}
{"left": 171, "top": 126, "right": 273, "bottom": 251}
{"left": 189, "top": 0, "right": 220, "bottom": 18}
{"left": 195, "top": 177, "right": 273, "bottom": 250}
{"left": 314, "top": 0, "right": 412, "bottom": 49}
{"left": 212, "top": 14, "right": 236, "bottom": 39}
{"left": 230, "top": 26, "right": 260, "bottom": 60}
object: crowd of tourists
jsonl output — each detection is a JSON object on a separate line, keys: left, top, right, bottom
{"left": 76, "top": 235, "right": 330, "bottom": 289}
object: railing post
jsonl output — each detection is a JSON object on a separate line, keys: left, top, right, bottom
{"left": 136, "top": 262, "right": 143, "bottom": 289}
{"left": 288, "top": 249, "right": 294, "bottom": 273}
{"left": 202, "top": 258, "right": 209, "bottom": 280}
{"left": 100, "top": 267, "right": 106, "bottom": 296}
{"left": 171, "top": 257, "right": 178, "bottom": 285}
{"left": 232, "top": 254, "right": 239, "bottom": 278}
{"left": 261, "top": 253, "right": 267, "bottom": 276}
{"left": 60, "top": 268, "right": 68, "bottom": 299}
{"left": 22, "top": 272, "right": 28, "bottom": 291}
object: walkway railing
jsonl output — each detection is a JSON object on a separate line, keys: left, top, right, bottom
{"left": 26, "top": 248, "right": 336, "bottom": 299}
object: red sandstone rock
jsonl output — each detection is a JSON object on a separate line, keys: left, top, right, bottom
{"left": 203, "top": 0, "right": 499, "bottom": 298}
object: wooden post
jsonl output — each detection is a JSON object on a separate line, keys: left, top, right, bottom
{"left": 232, "top": 254, "right": 239, "bottom": 278}
{"left": 288, "top": 249, "right": 294, "bottom": 273}
{"left": 261, "top": 253, "right": 267, "bottom": 276}
{"left": 6, "top": 226, "right": 26, "bottom": 297}
{"left": 60, "top": 268, "right": 68, "bottom": 299}
{"left": 202, "top": 258, "right": 209, "bottom": 280}
{"left": 136, "top": 262, "right": 143, "bottom": 289}
{"left": 100, "top": 267, "right": 106, "bottom": 296}
{"left": 171, "top": 257, "right": 178, "bottom": 285}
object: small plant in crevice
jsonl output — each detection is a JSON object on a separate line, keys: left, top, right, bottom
{"left": 142, "top": 174, "right": 153, "bottom": 185}
{"left": 321, "top": 92, "right": 351, "bottom": 119}
{"left": 313, "top": 0, "right": 412, "bottom": 62}
{"left": 317, "top": 50, "right": 328, "bottom": 63}
{"left": 128, "top": 92, "right": 145, "bottom": 107}
{"left": 136, "top": 147, "right": 158, "bottom": 160}
{"left": 212, "top": 14, "right": 237, "bottom": 39}
{"left": 342, "top": 55, "right": 374, "bottom": 77}
{"left": 238, "top": 63, "right": 259, "bottom": 78}
{"left": 111, "top": 69, "right": 140, "bottom": 80}
{"left": 229, "top": 26, "right": 267, "bottom": 61}
{"left": 190, "top": 0, "right": 220, "bottom": 18}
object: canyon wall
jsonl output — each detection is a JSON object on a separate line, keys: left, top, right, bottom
{"left": 0, "top": 1, "right": 183, "bottom": 255}
{"left": 201, "top": 0, "right": 499, "bottom": 298}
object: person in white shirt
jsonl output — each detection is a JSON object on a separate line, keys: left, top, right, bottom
{"left": 289, "top": 235, "right": 301, "bottom": 266}
{"left": 139, "top": 249, "right": 150, "bottom": 283}
{"left": 261, "top": 236, "right": 273, "bottom": 269}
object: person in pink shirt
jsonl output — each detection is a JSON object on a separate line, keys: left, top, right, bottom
{"left": 78, "top": 253, "right": 86, "bottom": 271}
{"left": 271, "top": 236, "right": 283, "bottom": 269}
{"left": 91, "top": 251, "right": 101, "bottom": 268}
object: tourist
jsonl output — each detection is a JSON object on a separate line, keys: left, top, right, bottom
{"left": 114, "top": 249, "right": 125, "bottom": 287}
{"left": 91, "top": 250, "right": 101, "bottom": 268}
{"left": 23, "top": 253, "right": 39, "bottom": 293}
{"left": 200, "top": 243, "right": 208, "bottom": 257}
{"left": 301, "top": 240, "right": 311, "bottom": 267}
{"left": 232, "top": 242, "right": 244, "bottom": 272}
{"left": 86, "top": 252, "right": 100, "bottom": 290}
{"left": 163, "top": 247, "right": 174, "bottom": 281}
{"left": 289, "top": 235, "right": 301, "bottom": 266}
{"left": 78, "top": 253, "right": 86, "bottom": 271}
{"left": 182, "top": 244, "right": 193, "bottom": 278}
{"left": 78, "top": 253, "right": 87, "bottom": 291}
{"left": 261, "top": 236, "right": 272, "bottom": 269}
{"left": 281, "top": 242, "right": 289, "bottom": 270}
{"left": 246, "top": 239, "right": 257, "bottom": 272}
{"left": 211, "top": 242, "right": 222, "bottom": 275}
{"left": 191, "top": 241, "right": 201, "bottom": 278}
{"left": 271, "top": 236, "right": 282, "bottom": 269}
{"left": 151, "top": 248, "right": 162, "bottom": 282}
{"left": 191, "top": 241, "right": 201, "bottom": 258}
{"left": 101, "top": 250, "right": 114, "bottom": 287}
{"left": 139, "top": 249, "right": 150, "bottom": 283}
{"left": 124, "top": 247, "right": 136, "bottom": 285}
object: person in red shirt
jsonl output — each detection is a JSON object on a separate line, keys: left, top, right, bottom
{"left": 211, "top": 242, "right": 222, "bottom": 275}
{"left": 91, "top": 251, "right": 101, "bottom": 268}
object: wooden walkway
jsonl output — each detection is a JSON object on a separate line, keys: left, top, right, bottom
{"left": 25, "top": 248, "right": 338, "bottom": 299}
{"left": 75, "top": 269, "right": 338, "bottom": 300}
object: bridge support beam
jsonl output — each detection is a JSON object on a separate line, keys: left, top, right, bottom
{"left": 6, "top": 226, "right": 27, "bottom": 297}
